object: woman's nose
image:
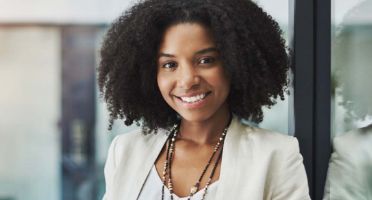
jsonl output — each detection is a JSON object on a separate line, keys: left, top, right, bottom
{"left": 177, "top": 63, "right": 200, "bottom": 90}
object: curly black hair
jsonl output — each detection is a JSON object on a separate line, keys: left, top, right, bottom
{"left": 98, "top": 0, "right": 289, "bottom": 132}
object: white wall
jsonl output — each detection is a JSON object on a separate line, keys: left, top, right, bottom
{"left": 0, "top": 27, "right": 61, "bottom": 200}
{"left": 0, "top": 0, "right": 293, "bottom": 25}
{"left": 0, "top": 0, "right": 136, "bottom": 24}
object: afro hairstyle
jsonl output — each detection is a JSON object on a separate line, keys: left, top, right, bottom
{"left": 98, "top": 0, "right": 290, "bottom": 133}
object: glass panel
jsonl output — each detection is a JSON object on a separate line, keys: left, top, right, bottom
{"left": 253, "top": 0, "right": 294, "bottom": 135}
{"left": 325, "top": 0, "right": 372, "bottom": 199}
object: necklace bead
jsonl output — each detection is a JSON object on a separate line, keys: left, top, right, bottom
{"left": 190, "top": 185, "right": 198, "bottom": 194}
{"left": 161, "top": 117, "right": 231, "bottom": 200}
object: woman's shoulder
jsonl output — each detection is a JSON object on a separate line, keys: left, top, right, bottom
{"left": 106, "top": 128, "right": 168, "bottom": 167}
{"left": 225, "top": 120, "right": 310, "bottom": 199}
{"left": 112, "top": 128, "right": 167, "bottom": 149}
{"left": 234, "top": 121, "right": 300, "bottom": 156}
{"left": 231, "top": 123, "right": 301, "bottom": 162}
{"left": 251, "top": 126, "right": 297, "bottom": 146}
{"left": 114, "top": 128, "right": 145, "bottom": 143}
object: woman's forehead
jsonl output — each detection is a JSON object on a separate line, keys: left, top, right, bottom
{"left": 158, "top": 23, "right": 216, "bottom": 55}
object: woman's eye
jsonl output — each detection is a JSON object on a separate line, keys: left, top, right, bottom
{"left": 162, "top": 62, "right": 177, "bottom": 69}
{"left": 199, "top": 57, "right": 215, "bottom": 64}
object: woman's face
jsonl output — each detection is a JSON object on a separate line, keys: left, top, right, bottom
{"left": 157, "top": 23, "right": 230, "bottom": 122}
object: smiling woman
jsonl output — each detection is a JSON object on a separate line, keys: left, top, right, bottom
{"left": 157, "top": 23, "right": 230, "bottom": 124}
{"left": 98, "top": 0, "right": 310, "bottom": 199}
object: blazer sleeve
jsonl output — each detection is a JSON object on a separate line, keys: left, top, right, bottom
{"left": 102, "top": 135, "right": 120, "bottom": 200}
{"left": 272, "top": 137, "right": 311, "bottom": 200}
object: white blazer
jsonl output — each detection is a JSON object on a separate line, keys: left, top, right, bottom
{"left": 103, "top": 116, "right": 311, "bottom": 200}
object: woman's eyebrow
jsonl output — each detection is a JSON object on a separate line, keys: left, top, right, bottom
{"left": 195, "top": 47, "right": 218, "bottom": 55}
{"left": 158, "top": 53, "right": 175, "bottom": 58}
{"left": 158, "top": 47, "right": 218, "bottom": 58}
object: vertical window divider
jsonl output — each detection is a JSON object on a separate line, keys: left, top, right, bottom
{"left": 293, "top": 0, "right": 331, "bottom": 199}
{"left": 314, "top": 0, "right": 331, "bottom": 199}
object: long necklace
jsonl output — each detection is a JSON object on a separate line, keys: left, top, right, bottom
{"left": 161, "top": 124, "right": 178, "bottom": 200}
{"left": 161, "top": 124, "right": 229, "bottom": 200}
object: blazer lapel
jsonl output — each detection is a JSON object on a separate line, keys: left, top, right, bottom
{"left": 215, "top": 116, "right": 253, "bottom": 200}
{"left": 115, "top": 130, "right": 169, "bottom": 200}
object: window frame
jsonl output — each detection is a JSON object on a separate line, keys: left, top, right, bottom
{"left": 293, "top": 0, "right": 332, "bottom": 199}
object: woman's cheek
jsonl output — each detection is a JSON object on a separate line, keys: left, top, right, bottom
{"left": 157, "top": 75, "right": 171, "bottom": 98}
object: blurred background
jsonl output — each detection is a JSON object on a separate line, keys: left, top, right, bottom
{"left": 0, "top": 0, "right": 371, "bottom": 199}
{"left": 325, "top": 0, "right": 372, "bottom": 199}
{"left": 0, "top": 0, "right": 290, "bottom": 199}
{"left": 331, "top": 0, "right": 372, "bottom": 137}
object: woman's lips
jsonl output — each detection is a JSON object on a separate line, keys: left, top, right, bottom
{"left": 174, "top": 92, "right": 211, "bottom": 109}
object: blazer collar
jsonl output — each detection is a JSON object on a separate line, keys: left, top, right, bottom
{"left": 131, "top": 115, "right": 245, "bottom": 199}
{"left": 215, "top": 115, "right": 248, "bottom": 200}
{"left": 128, "top": 130, "right": 169, "bottom": 200}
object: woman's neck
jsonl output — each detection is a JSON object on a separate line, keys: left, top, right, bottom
{"left": 178, "top": 105, "right": 231, "bottom": 145}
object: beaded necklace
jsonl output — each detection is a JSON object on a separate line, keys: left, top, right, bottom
{"left": 161, "top": 119, "right": 230, "bottom": 200}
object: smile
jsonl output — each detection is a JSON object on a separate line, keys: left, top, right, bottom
{"left": 176, "top": 92, "right": 211, "bottom": 104}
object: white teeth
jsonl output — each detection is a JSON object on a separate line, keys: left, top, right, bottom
{"left": 180, "top": 93, "right": 207, "bottom": 103}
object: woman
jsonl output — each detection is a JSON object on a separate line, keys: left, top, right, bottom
{"left": 98, "top": 0, "right": 310, "bottom": 199}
